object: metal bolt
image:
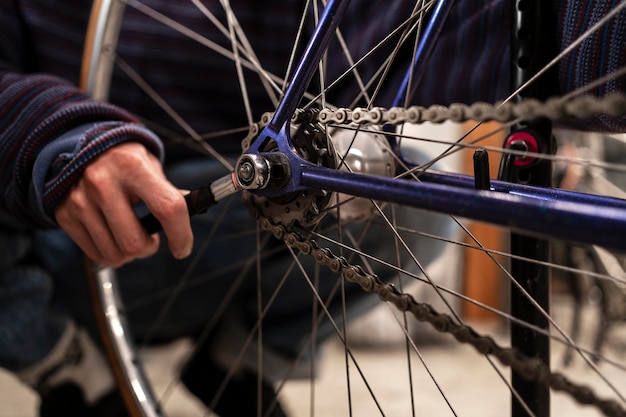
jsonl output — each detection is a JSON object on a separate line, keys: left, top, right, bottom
{"left": 235, "top": 154, "right": 271, "bottom": 189}
{"left": 238, "top": 161, "right": 255, "bottom": 184}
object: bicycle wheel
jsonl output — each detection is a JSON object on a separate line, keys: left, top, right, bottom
{"left": 80, "top": 1, "right": 626, "bottom": 416}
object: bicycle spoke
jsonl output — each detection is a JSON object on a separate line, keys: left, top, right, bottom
{"left": 80, "top": 1, "right": 626, "bottom": 416}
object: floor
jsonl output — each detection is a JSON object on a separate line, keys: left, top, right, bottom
{"left": 0, "top": 297, "right": 623, "bottom": 417}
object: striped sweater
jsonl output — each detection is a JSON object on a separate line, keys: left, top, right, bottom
{"left": 0, "top": 0, "right": 624, "bottom": 228}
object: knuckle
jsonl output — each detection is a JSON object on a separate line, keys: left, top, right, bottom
{"left": 81, "top": 167, "right": 110, "bottom": 200}
{"left": 156, "top": 193, "right": 187, "bottom": 219}
{"left": 119, "top": 235, "right": 146, "bottom": 257}
{"left": 108, "top": 144, "right": 155, "bottom": 175}
{"left": 100, "top": 246, "right": 125, "bottom": 268}
{"left": 115, "top": 149, "right": 146, "bottom": 170}
{"left": 64, "top": 189, "right": 88, "bottom": 211}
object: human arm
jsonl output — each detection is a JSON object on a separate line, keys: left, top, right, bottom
{"left": 0, "top": 72, "right": 192, "bottom": 266}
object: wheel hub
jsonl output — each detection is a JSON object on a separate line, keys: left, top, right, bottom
{"left": 242, "top": 119, "right": 337, "bottom": 228}
{"left": 241, "top": 116, "right": 396, "bottom": 227}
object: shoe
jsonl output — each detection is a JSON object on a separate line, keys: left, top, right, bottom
{"left": 39, "top": 384, "right": 130, "bottom": 417}
{"left": 19, "top": 323, "right": 130, "bottom": 417}
{"left": 181, "top": 342, "right": 288, "bottom": 417}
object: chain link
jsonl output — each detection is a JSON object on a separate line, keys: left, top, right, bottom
{"left": 312, "top": 92, "right": 626, "bottom": 126}
{"left": 244, "top": 93, "right": 626, "bottom": 416}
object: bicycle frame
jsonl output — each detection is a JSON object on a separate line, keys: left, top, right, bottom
{"left": 244, "top": 0, "right": 626, "bottom": 253}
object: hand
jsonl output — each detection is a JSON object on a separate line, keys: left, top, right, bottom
{"left": 55, "top": 142, "right": 193, "bottom": 267}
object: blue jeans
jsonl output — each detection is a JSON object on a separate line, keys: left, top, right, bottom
{"left": 0, "top": 224, "right": 66, "bottom": 372}
{"left": 1, "top": 154, "right": 455, "bottom": 372}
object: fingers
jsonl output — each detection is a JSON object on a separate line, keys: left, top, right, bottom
{"left": 138, "top": 188, "right": 193, "bottom": 260}
{"left": 54, "top": 143, "right": 193, "bottom": 267}
{"left": 113, "top": 144, "right": 193, "bottom": 260}
{"left": 56, "top": 172, "right": 161, "bottom": 267}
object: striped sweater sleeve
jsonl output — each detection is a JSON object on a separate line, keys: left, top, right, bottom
{"left": 553, "top": 0, "right": 626, "bottom": 132}
{"left": 0, "top": 72, "right": 163, "bottom": 228}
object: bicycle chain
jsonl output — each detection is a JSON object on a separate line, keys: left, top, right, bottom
{"left": 257, "top": 216, "right": 625, "bottom": 417}
{"left": 242, "top": 93, "right": 626, "bottom": 416}
{"left": 311, "top": 92, "right": 626, "bottom": 126}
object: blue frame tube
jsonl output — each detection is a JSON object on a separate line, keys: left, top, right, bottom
{"left": 386, "top": 0, "right": 456, "bottom": 159}
{"left": 391, "top": 0, "right": 455, "bottom": 107}
{"left": 267, "top": 0, "right": 352, "bottom": 134}
{"left": 299, "top": 164, "right": 626, "bottom": 252}
{"left": 417, "top": 170, "right": 626, "bottom": 209}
